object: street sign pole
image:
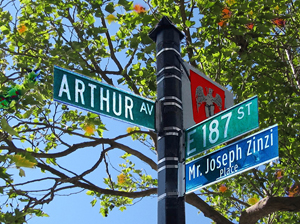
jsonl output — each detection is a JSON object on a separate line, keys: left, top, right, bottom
{"left": 149, "top": 17, "right": 185, "bottom": 224}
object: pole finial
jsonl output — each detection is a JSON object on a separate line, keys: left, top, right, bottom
{"left": 148, "top": 16, "right": 185, "bottom": 42}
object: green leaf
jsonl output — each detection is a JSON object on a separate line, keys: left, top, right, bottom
{"left": 205, "top": 2, "right": 216, "bottom": 8}
{"left": 86, "top": 190, "right": 95, "bottom": 196}
{"left": 23, "top": 106, "right": 36, "bottom": 118}
{"left": 105, "top": 3, "right": 115, "bottom": 13}
{"left": 1, "top": 118, "right": 19, "bottom": 137}
{"left": 86, "top": 14, "right": 95, "bottom": 25}
{"left": 118, "top": 0, "right": 132, "bottom": 10}
{"left": 185, "top": 20, "right": 192, "bottom": 27}
{"left": 90, "top": 198, "right": 97, "bottom": 207}
{"left": 0, "top": 167, "right": 11, "bottom": 179}
{"left": 0, "top": 25, "right": 9, "bottom": 35}
{"left": 98, "top": 27, "right": 108, "bottom": 33}
{"left": 19, "top": 168, "right": 26, "bottom": 177}
{"left": 118, "top": 0, "right": 128, "bottom": 7}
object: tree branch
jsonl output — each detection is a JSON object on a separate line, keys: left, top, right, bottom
{"left": 185, "top": 193, "right": 233, "bottom": 224}
{"left": 111, "top": 141, "right": 157, "bottom": 171}
{"left": 37, "top": 162, "right": 157, "bottom": 199}
{"left": 99, "top": 15, "right": 140, "bottom": 95}
{"left": 285, "top": 48, "right": 300, "bottom": 90}
{"left": 240, "top": 196, "right": 300, "bottom": 224}
{"left": 4, "top": 136, "right": 157, "bottom": 170}
{"left": 178, "top": 0, "right": 197, "bottom": 67}
{"left": 65, "top": 10, "right": 113, "bottom": 85}
{"left": 202, "top": 189, "right": 250, "bottom": 207}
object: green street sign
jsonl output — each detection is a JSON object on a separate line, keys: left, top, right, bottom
{"left": 185, "top": 96, "right": 259, "bottom": 159}
{"left": 53, "top": 66, "right": 155, "bottom": 130}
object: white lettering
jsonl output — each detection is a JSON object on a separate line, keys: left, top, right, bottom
{"left": 197, "top": 165, "right": 201, "bottom": 177}
{"left": 247, "top": 140, "right": 252, "bottom": 156}
{"left": 216, "top": 156, "right": 221, "bottom": 168}
{"left": 147, "top": 104, "right": 154, "bottom": 115}
{"left": 222, "top": 153, "right": 227, "bottom": 166}
{"left": 220, "top": 167, "right": 223, "bottom": 176}
{"left": 125, "top": 96, "right": 133, "bottom": 120}
{"left": 209, "top": 120, "right": 219, "bottom": 144}
{"left": 270, "top": 129, "right": 273, "bottom": 146}
{"left": 187, "top": 130, "right": 196, "bottom": 156}
{"left": 75, "top": 79, "right": 85, "bottom": 105}
{"left": 221, "top": 112, "right": 232, "bottom": 138}
{"left": 205, "top": 158, "right": 209, "bottom": 174}
{"left": 140, "top": 102, "right": 148, "bottom": 114}
{"left": 88, "top": 83, "right": 96, "bottom": 108}
{"left": 113, "top": 92, "right": 122, "bottom": 116}
{"left": 229, "top": 150, "right": 234, "bottom": 167}
{"left": 220, "top": 164, "right": 238, "bottom": 177}
{"left": 245, "top": 102, "right": 252, "bottom": 115}
{"left": 189, "top": 165, "right": 195, "bottom": 180}
{"left": 58, "top": 74, "right": 71, "bottom": 100}
{"left": 236, "top": 144, "right": 242, "bottom": 160}
{"left": 257, "top": 138, "right": 263, "bottom": 151}
{"left": 100, "top": 88, "right": 109, "bottom": 112}
{"left": 237, "top": 107, "right": 244, "bottom": 119}
{"left": 265, "top": 135, "right": 269, "bottom": 148}
{"left": 234, "top": 164, "right": 238, "bottom": 172}
{"left": 209, "top": 159, "right": 215, "bottom": 172}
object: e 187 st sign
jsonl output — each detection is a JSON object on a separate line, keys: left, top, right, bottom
{"left": 185, "top": 96, "right": 259, "bottom": 159}
{"left": 53, "top": 66, "right": 155, "bottom": 130}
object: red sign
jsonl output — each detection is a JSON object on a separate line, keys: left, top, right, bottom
{"left": 190, "top": 70, "right": 225, "bottom": 123}
{"left": 182, "top": 61, "right": 233, "bottom": 130}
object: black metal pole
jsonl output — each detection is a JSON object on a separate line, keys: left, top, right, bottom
{"left": 149, "top": 17, "right": 185, "bottom": 224}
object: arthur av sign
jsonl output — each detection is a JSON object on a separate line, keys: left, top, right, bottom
{"left": 53, "top": 66, "right": 155, "bottom": 130}
{"left": 182, "top": 61, "right": 234, "bottom": 129}
{"left": 185, "top": 96, "right": 259, "bottom": 159}
{"left": 185, "top": 125, "right": 279, "bottom": 193}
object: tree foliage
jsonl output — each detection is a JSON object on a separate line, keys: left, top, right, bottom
{"left": 0, "top": 0, "right": 300, "bottom": 223}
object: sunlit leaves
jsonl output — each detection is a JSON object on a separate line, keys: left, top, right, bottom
{"left": 117, "top": 173, "right": 127, "bottom": 185}
{"left": 286, "top": 183, "right": 300, "bottom": 197}
{"left": 17, "top": 24, "right": 27, "bottom": 34}
{"left": 276, "top": 169, "right": 283, "bottom": 180}
{"left": 219, "top": 184, "right": 227, "bottom": 193}
{"left": 245, "top": 23, "right": 254, "bottom": 30}
{"left": 248, "top": 195, "right": 259, "bottom": 205}
{"left": 222, "top": 8, "right": 232, "bottom": 20}
{"left": 1, "top": 118, "right": 19, "bottom": 137}
{"left": 126, "top": 126, "right": 138, "bottom": 133}
{"left": 272, "top": 18, "right": 285, "bottom": 27}
{"left": 83, "top": 123, "right": 96, "bottom": 136}
{"left": 10, "top": 154, "right": 37, "bottom": 168}
{"left": 218, "top": 20, "right": 227, "bottom": 27}
{"left": 225, "top": 0, "right": 236, "bottom": 6}
{"left": 134, "top": 4, "right": 146, "bottom": 13}
{"left": 217, "top": 7, "right": 232, "bottom": 27}
{"left": 106, "top": 14, "right": 116, "bottom": 24}
{"left": 86, "top": 14, "right": 96, "bottom": 25}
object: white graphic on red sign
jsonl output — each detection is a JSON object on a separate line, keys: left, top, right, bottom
{"left": 195, "top": 86, "right": 222, "bottom": 117}
{"left": 190, "top": 70, "right": 225, "bottom": 123}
